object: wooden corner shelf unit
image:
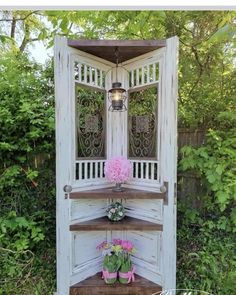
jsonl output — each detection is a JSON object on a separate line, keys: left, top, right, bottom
{"left": 55, "top": 36, "right": 178, "bottom": 294}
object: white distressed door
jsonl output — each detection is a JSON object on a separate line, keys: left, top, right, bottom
{"left": 115, "top": 37, "right": 178, "bottom": 290}
{"left": 55, "top": 36, "right": 115, "bottom": 295}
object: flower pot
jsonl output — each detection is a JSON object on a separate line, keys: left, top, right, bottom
{"left": 119, "top": 267, "right": 135, "bottom": 284}
{"left": 102, "top": 269, "right": 117, "bottom": 284}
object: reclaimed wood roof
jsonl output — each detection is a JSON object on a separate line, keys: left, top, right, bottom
{"left": 68, "top": 39, "right": 166, "bottom": 63}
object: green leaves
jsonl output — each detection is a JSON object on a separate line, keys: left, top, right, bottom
{"left": 177, "top": 203, "right": 236, "bottom": 294}
{"left": 179, "top": 126, "right": 236, "bottom": 220}
{"left": 208, "top": 23, "right": 236, "bottom": 44}
{"left": 0, "top": 212, "right": 45, "bottom": 251}
{"left": 0, "top": 51, "right": 56, "bottom": 293}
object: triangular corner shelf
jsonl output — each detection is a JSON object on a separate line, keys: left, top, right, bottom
{"left": 70, "top": 216, "right": 163, "bottom": 232}
{"left": 70, "top": 272, "right": 162, "bottom": 295}
{"left": 69, "top": 187, "right": 166, "bottom": 200}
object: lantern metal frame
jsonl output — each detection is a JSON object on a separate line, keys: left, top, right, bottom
{"left": 108, "top": 82, "right": 127, "bottom": 112}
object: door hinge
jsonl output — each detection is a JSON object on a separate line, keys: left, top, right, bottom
{"left": 174, "top": 182, "right": 177, "bottom": 205}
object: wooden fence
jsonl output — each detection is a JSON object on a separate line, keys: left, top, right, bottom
{"left": 177, "top": 128, "right": 206, "bottom": 203}
{"left": 178, "top": 128, "right": 206, "bottom": 150}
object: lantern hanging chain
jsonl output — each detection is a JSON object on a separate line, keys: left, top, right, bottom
{"left": 104, "top": 47, "right": 134, "bottom": 89}
{"left": 115, "top": 47, "right": 119, "bottom": 82}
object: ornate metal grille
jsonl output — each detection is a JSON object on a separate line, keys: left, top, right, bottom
{"left": 128, "top": 86, "right": 158, "bottom": 159}
{"left": 76, "top": 85, "right": 106, "bottom": 158}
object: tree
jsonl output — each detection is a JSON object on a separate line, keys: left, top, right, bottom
{"left": 0, "top": 10, "right": 49, "bottom": 52}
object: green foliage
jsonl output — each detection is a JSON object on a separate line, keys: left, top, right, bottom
{"left": 0, "top": 211, "right": 44, "bottom": 288}
{"left": 0, "top": 211, "right": 45, "bottom": 251}
{"left": 0, "top": 11, "right": 50, "bottom": 53}
{"left": 0, "top": 51, "right": 55, "bottom": 294}
{"left": 103, "top": 254, "right": 121, "bottom": 272}
{"left": 0, "top": 211, "right": 56, "bottom": 295}
{"left": 177, "top": 204, "right": 236, "bottom": 294}
{"left": 0, "top": 52, "right": 55, "bottom": 214}
{"left": 129, "top": 86, "right": 157, "bottom": 116}
{"left": 179, "top": 115, "right": 236, "bottom": 225}
{"left": 178, "top": 108, "right": 236, "bottom": 294}
{"left": 119, "top": 256, "right": 133, "bottom": 284}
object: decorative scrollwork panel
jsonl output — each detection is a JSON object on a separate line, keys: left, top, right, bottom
{"left": 128, "top": 86, "right": 158, "bottom": 159}
{"left": 76, "top": 84, "right": 106, "bottom": 158}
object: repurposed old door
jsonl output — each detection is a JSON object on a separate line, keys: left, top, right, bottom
{"left": 55, "top": 37, "right": 178, "bottom": 295}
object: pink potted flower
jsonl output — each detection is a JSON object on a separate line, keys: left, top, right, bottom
{"left": 96, "top": 241, "right": 122, "bottom": 284}
{"left": 118, "top": 240, "right": 136, "bottom": 284}
{"left": 96, "top": 239, "right": 136, "bottom": 285}
{"left": 104, "top": 156, "right": 132, "bottom": 192}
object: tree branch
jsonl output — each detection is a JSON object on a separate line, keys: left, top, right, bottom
{"left": 0, "top": 10, "right": 39, "bottom": 22}
{"left": 19, "top": 24, "right": 30, "bottom": 52}
{"left": 10, "top": 17, "right": 16, "bottom": 38}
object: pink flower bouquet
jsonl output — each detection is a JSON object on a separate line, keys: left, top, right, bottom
{"left": 104, "top": 156, "right": 132, "bottom": 191}
{"left": 96, "top": 239, "right": 136, "bottom": 285}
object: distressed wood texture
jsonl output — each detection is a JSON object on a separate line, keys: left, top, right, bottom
{"left": 70, "top": 273, "right": 162, "bottom": 295}
{"left": 71, "top": 232, "right": 106, "bottom": 271}
{"left": 124, "top": 199, "right": 163, "bottom": 223}
{"left": 69, "top": 187, "right": 166, "bottom": 200}
{"left": 70, "top": 216, "right": 163, "bottom": 231}
{"left": 70, "top": 199, "right": 108, "bottom": 222}
{"left": 55, "top": 36, "right": 178, "bottom": 294}
{"left": 125, "top": 231, "right": 162, "bottom": 285}
{"left": 68, "top": 39, "right": 166, "bottom": 63}
{"left": 70, "top": 231, "right": 106, "bottom": 285}
{"left": 55, "top": 36, "right": 72, "bottom": 295}
{"left": 160, "top": 36, "right": 178, "bottom": 290}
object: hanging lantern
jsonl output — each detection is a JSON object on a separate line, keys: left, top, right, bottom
{"left": 108, "top": 48, "right": 127, "bottom": 112}
{"left": 108, "top": 82, "right": 126, "bottom": 111}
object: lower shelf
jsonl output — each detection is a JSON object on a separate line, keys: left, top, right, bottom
{"left": 70, "top": 272, "right": 162, "bottom": 295}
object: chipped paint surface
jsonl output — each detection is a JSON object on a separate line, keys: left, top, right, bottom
{"left": 55, "top": 36, "right": 178, "bottom": 294}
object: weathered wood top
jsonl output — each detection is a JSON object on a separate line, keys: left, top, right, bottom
{"left": 69, "top": 187, "right": 166, "bottom": 200}
{"left": 68, "top": 39, "right": 166, "bottom": 63}
{"left": 70, "top": 216, "right": 163, "bottom": 231}
{"left": 70, "top": 272, "right": 162, "bottom": 295}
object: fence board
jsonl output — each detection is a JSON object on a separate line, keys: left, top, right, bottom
{"left": 178, "top": 129, "right": 206, "bottom": 204}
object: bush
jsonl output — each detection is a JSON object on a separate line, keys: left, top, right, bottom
{"left": 0, "top": 52, "right": 56, "bottom": 294}
{"left": 177, "top": 204, "right": 236, "bottom": 294}
{"left": 178, "top": 110, "right": 236, "bottom": 294}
